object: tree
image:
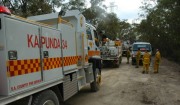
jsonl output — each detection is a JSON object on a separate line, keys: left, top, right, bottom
{"left": 1, "top": 0, "right": 64, "bottom": 17}
{"left": 96, "top": 13, "right": 119, "bottom": 39}
{"left": 138, "top": 0, "right": 180, "bottom": 62}
{"left": 1, "top": 0, "right": 138, "bottom": 46}
{"left": 83, "top": 0, "right": 106, "bottom": 25}
{"left": 61, "top": 0, "right": 85, "bottom": 12}
{"left": 83, "top": 0, "right": 134, "bottom": 40}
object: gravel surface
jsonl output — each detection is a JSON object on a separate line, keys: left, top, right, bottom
{"left": 64, "top": 57, "right": 180, "bottom": 105}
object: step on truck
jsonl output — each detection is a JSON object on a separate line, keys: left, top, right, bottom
{"left": 100, "top": 39, "right": 122, "bottom": 67}
{"left": 0, "top": 6, "right": 101, "bottom": 105}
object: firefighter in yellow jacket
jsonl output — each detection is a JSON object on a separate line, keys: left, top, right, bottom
{"left": 154, "top": 49, "right": 161, "bottom": 73}
{"left": 115, "top": 38, "right": 121, "bottom": 46}
{"left": 126, "top": 48, "right": 131, "bottom": 64}
{"left": 142, "top": 50, "right": 151, "bottom": 74}
{"left": 136, "top": 48, "right": 141, "bottom": 68}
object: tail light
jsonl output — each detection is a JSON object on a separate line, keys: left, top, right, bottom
{"left": 0, "top": 6, "right": 11, "bottom": 15}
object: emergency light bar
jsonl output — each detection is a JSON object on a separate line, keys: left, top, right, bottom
{"left": 0, "top": 6, "right": 11, "bottom": 15}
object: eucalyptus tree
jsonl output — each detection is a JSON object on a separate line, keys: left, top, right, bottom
{"left": 1, "top": 0, "right": 64, "bottom": 17}
{"left": 138, "top": 0, "right": 180, "bottom": 62}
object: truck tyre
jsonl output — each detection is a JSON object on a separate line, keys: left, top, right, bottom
{"left": 91, "top": 69, "right": 101, "bottom": 92}
{"left": 32, "top": 90, "right": 59, "bottom": 105}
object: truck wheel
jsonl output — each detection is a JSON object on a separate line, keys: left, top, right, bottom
{"left": 32, "top": 90, "right": 59, "bottom": 105}
{"left": 91, "top": 69, "right": 101, "bottom": 92}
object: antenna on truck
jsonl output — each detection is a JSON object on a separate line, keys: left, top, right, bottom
{"left": 58, "top": 10, "right": 66, "bottom": 16}
{"left": 56, "top": 10, "right": 66, "bottom": 29}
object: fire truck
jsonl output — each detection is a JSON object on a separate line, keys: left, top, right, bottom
{"left": 100, "top": 39, "right": 122, "bottom": 67}
{"left": 0, "top": 6, "right": 101, "bottom": 105}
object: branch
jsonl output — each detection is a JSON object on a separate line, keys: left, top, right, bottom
{"left": 18, "top": 0, "right": 23, "bottom": 5}
{"left": 2, "top": 0, "right": 5, "bottom": 6}
{"left": 7, "top": 0, "right": 16, "bottom": 11}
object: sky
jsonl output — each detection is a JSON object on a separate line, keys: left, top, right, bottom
{"left": 62, "top": 0, "right": 155, "bottom": 24}
{"left": 102, "top": 0, "right": 144, "bottom": 23}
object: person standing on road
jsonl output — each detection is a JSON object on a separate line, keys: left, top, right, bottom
{"left": 154, "top": 49, "right": 161, "bottom": 73}
{"left": 136, "top": 48, "right": 141, "bottom": 68}
{"left": 126, "top": 48, "right": 131, "bottom": 64}
{"left": 142, "top": 50, "right": 151, "bottom": 74}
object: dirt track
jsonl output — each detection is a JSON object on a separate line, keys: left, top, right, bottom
{"left": 64, "top": 57, "right": 180, "bottom": 105}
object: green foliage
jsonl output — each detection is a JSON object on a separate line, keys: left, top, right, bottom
{"left": 82, "top": 0, "right": 135, "bottom": 41}
{"left": 83, "top": 0, "right": 106, "bottom": 25}
{"left": 1, "top": 0, "right": 135, "bottom": 44}
{"left": 61, "top": 0, "right": 85, "bottom": 12}
{"left": 1, "top": 0, "right": 64, "bottom": 17}
{"left": 97, "top": 13, "right": 120, "bottom": 39}
{"left": 138, "top": 0, "right": 180, "bottom": 63}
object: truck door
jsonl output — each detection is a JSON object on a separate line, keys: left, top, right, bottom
{"left": 86, "top": 27, "right": 94, "bottom": 57}
{"left": 87, "top": 27, "right": 100, "bottom": 57}
{"left": 41, "top": 27, "right": 63, "bottom": 81}
{"left": 93, "top": 30, "right": 100, "bottom": 55}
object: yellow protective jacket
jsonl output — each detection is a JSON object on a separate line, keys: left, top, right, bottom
{"left": 143, "top": 52, "right": 150, "bottom": 64}
{"left": 114, "top": 41, "right": 121, "bottom": 46}
{"left": 155, "top": 51, "right": 161, "bottom": 64}
{"left": 127, "top": 50, "right": 131, "bottom": 58}
{"left": 136, "top": 50, "right": 141, "bottom": 60}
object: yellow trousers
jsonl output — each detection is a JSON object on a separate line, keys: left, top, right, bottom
{"left": 143, "top": 64, "right": 149, "bottom": 73}
{"left": 136, "top": 59, "right": 140, "bottom": 67}
{"left": 127, "top": 57, "right": 130, "bottom": 63}
{"left": 154, "top": 63, "right": 159, "bottom": 73}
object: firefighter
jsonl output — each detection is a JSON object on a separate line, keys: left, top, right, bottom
{"left": 136, "top": 48, "right": 141, "bottom": 68}
{"left": 102, "top": 36, "right": 107, "bottom": 45}
{"left": 115, "top": 38, "right": 121, "bottom": 46}
{"left": 98, "top": 31, "right": 107, "bottom": 45}
{"left": 126, "top": 48, "right": 131, "bottom": 64}
{"left": 154, "top": 49, "right": 161, "bottom": 73}
{"left": 142, "top": 49, "right": 151, "bottom": 74}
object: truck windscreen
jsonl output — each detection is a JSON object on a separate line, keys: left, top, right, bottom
{"left": 133, "top": 44, "right": 151, "bottom": 51}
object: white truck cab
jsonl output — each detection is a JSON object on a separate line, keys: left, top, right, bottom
{"left": 131, "top": 42, "right": 152, "bottom": 65}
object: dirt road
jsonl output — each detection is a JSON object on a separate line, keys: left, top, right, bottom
{"left": 64, "top": 57, "right": 180, "bottom": 105}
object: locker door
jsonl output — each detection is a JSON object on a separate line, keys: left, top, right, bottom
{"left": 41, "top": 27, "right": 63, "bottom": 81}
